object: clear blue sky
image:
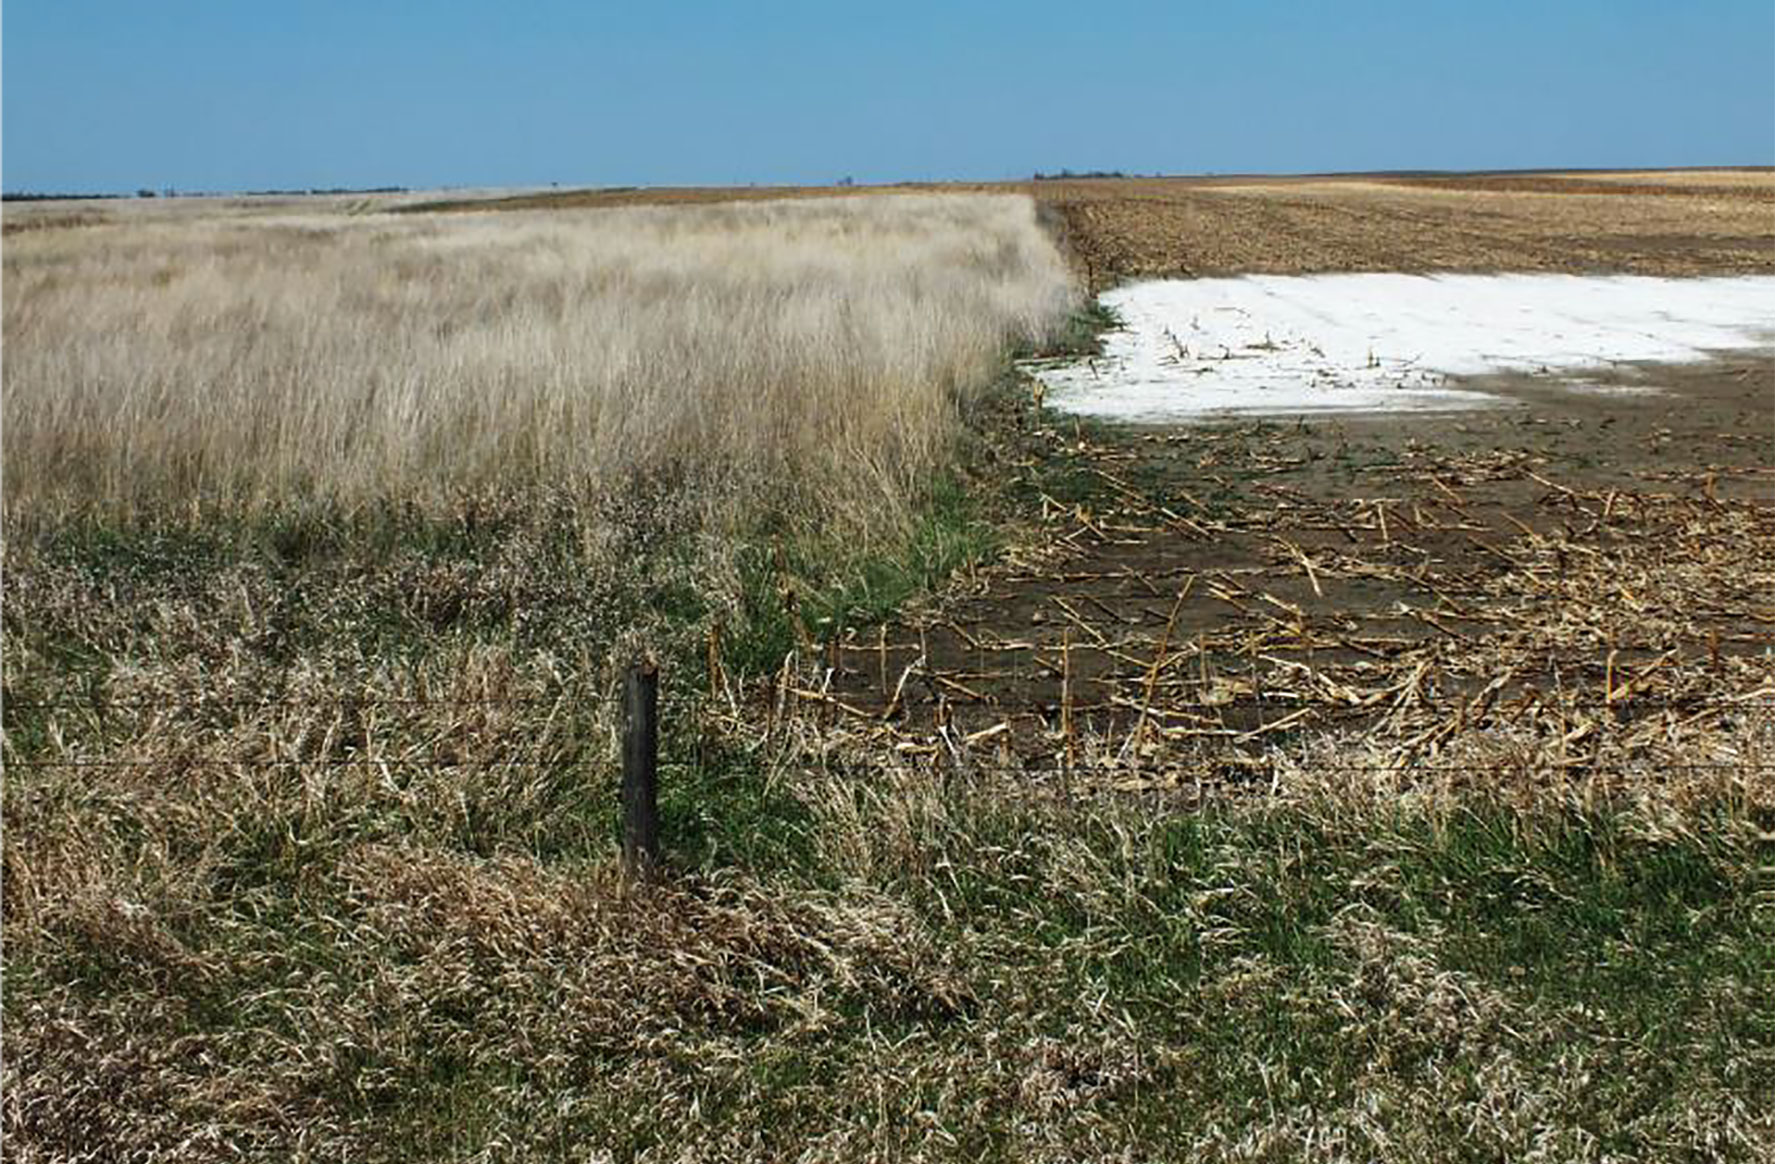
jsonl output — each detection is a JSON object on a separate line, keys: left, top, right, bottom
{"left": 5, "top": 1, "right": 1773, "bottom": 194}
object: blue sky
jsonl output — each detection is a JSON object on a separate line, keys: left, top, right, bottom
{"left": 5, "top": 1, "right": 1772, "bottom": 193}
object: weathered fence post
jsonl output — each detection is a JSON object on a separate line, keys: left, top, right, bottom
{"left": 622, "top": 659, "right": 660, "bottom": 875}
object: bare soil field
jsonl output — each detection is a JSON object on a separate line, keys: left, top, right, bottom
{"left": 1027, "top": 171, "right": 1775, "bottom": 286}
{"left": 688, "top": 171, "right": 1775, "bottom": 786}
{"left": 822, "top": 355, "right": 1775, "bottom": 781}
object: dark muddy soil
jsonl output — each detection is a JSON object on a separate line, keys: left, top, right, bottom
{"left": 816, "top": 355, "right": 1775, "bottom": 778}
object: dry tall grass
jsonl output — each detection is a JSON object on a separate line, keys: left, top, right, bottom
{"left": 3, "top": 194, "right": 1075, "bottom": 526}
{"left": 2, "top": 192, "right": 1087, "bottom": 1158}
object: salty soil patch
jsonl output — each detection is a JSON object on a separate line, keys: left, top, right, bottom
{"left": 1030, "top": 274, "right": 1775, "bottom": 422}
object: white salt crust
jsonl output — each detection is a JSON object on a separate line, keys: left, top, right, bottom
{"left": 1029, "top": 274, "right": 1775, "bottom": 421}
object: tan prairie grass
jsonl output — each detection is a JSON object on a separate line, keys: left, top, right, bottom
{"left": 1, "top": 192, "right": 1084, "bottom": 1159}
{"left": 2, "top": 193, "right": 1075, "bottom": 529}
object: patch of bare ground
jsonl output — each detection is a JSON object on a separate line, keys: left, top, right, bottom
{"left": 810, "top": 355, "right": 1775, "bottom": 789}
{"left": 1026, "top": 171, "right": 1775, "bottom": 287}
{"left": 785, "top": 174, "right": 1775, "bottom": 787}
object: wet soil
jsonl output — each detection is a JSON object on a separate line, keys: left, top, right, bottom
{"left": 814, "top": 356, "right": 1775, "bottom": 776}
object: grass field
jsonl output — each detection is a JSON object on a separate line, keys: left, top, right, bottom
{"left": 4, "top": 177, "right": 1773, "bottom": 1161}
{"left": 3, "top": 193, "right": 1071, "bottom": 521}
{"left": 0, "top": 191, "right": 1082, "bottom": 1158}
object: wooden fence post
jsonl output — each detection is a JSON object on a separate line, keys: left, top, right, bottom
{"left": 623, "top": 659, "right": 660, "bottom": 875}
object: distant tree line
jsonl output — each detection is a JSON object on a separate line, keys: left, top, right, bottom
{"left": 4, "top": 185, "right": 409, "bottom": 202}
{"left": 241, "top": 186, "right": 409, "bottom": 196}
{"left": 2, "top": 191, "right": 126, "bottom": 202}
{"left": 1031, "top": 169, "right": 1131, "bottom": 181}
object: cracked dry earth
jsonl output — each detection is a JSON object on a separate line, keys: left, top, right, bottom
{"left": 806, "top": 356, "right": 1775, "bottom": 786}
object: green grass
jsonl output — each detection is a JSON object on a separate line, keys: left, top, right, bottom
{"left": 1021, "top": 298, "right": 1124, "bottom": 359}
{"left": 704, "top": 467, "right": 1000, "bottom": 680}
{"left": 658, "top": 739, "right": 818, "bottom": 873}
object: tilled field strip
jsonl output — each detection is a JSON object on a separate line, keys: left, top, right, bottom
{"left": 783, "top": 420, "right": 1774, "bottom": 785}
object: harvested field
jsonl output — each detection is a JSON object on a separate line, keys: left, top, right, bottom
{"left": 1029, "top": 170, "right": 1775, "bottom": 286}
{"left": 816, "top": 355, "right": 1775, "bottom": 784}
{"left": 776, "top": 179, "right": 1775, "bottom": 784}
